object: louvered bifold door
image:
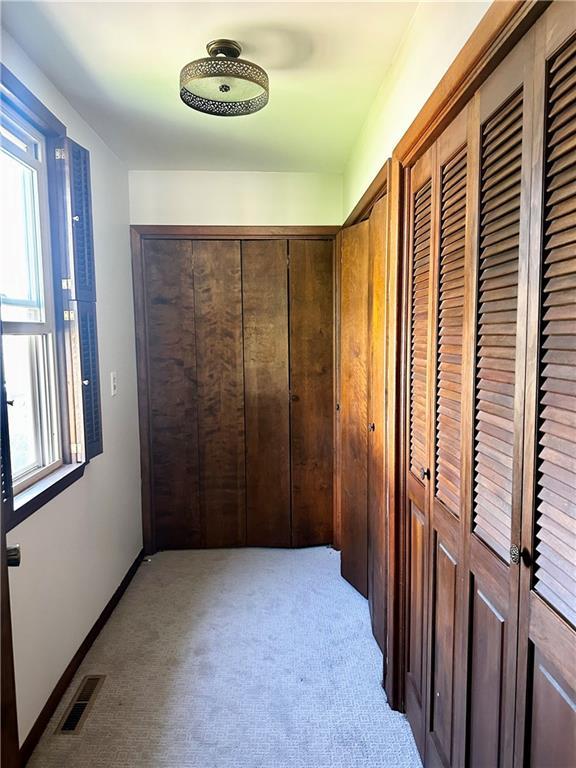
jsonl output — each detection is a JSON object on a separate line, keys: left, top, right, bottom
{"left": 515, "top": 7, "right": 576, "bottom": 766}
{"left": 465, "top": 33, "right": 534, "bottom": 768}
{"left": 425, "top": 109, "right": 469, "bottom": 768}
{"left": 404, "top": 147, "right": 434, "bottom": 760}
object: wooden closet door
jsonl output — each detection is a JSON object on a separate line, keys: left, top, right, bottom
{"left": 463, "top": 33, "right": 535, "bottom": 768}
{"left": 142, "top": 239, "right": 201, "bottom": 549}
{"left": 515, "top": 6, "right": 576, "bottom": 765}
{"left": 193, "top": 240, "right": 246, "bottom": 548}
{"left": 368, "top": 194, "right": 388, "bottom": 652}
{"left": 289, "top": 240, "right": 334, "bottom": 547}
{"left": 404, "top": 147, "right": 435, "bottom": 758}
{"left": 340, "top": 222, "right": 369, "bottom": 595}
{"left": 242, "top": 240, "right": 291, "bottom": 547}
{"left": 425, "top": 107, "right": 469, "bottom": 768}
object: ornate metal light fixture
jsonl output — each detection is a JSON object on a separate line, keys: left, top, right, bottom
{"left": 180, "top": 39, "right": 269, "bottom": 116}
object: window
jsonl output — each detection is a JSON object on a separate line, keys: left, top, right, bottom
{"left": 1, "top": 108, "right": 62, "bottom": 493}
{"left": 1, "top": 65, "right": 102, "bottom": 528}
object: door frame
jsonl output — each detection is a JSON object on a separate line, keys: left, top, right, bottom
{"left": 130, "top": 225, "right": 338, "bottom": 554}
{"left": 1, "top": 330, "right": 20, "bottom": 768}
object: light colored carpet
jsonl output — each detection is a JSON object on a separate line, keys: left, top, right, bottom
{"left": 28, "top": 547, "right": 421, "bottom": 768}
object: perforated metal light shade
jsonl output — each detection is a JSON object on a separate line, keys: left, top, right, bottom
{"left": 180, "top": 39, "right": 269, "bottom": 116}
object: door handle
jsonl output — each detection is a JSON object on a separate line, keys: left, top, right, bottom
{"left": 7, "top": 544, "right": 21, "bottom": 567}
{"left": 369, "top": 423, "right": 375, "bottom": 432}
{"left": 419, "top": 467, "right": 430, "bottom": 481}
{"left": 510, "top": 545, "right": 531, "bottom": 567}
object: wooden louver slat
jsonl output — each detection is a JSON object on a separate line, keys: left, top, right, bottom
{"left": 410, "top": 179, "right": 432, "bottom": 478}
{"left": 435, "top": 146, "right": 467, "bottom": 516}
{"left": 535, "top": 36, "right": 576, "bottom": 628}
{"left": 473, "top": 90, "right": 523, "bottom": 561}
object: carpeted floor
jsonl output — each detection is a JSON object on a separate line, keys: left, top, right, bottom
{"left": 28, "top": 547, "right": 421, "bottom": 768}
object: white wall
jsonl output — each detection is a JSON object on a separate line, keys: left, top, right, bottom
{"left": 2, "top": 31, "right": 142, "bottom": 744}
{"left": 129, "top": 170, "right": 342, "bottom": 225}
{"left": 344, "top": 0, "right": 491, "bottom": 217}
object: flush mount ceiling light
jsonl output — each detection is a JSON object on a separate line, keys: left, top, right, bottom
{"left": 180, "top": 39, "right": 269, "bottom": 117}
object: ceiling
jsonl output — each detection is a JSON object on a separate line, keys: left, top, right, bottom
{"left": 2, "top": 1, "right": 418, "bottom": 172}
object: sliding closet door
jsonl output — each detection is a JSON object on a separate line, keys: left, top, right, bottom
{"left": 404, "top": 147, "right": 434, "bottom": 758}
{"left": 242, "top": 240, "right": 291, "bottom": 547}
{"left": 142, "top": 239, "right": 201, "bottom": 549}
{"left": 340, "top": 221, "right": 369, "bottom": 596}
{"left": 515, "top": 6, "right": 576, "bottom": 765}
{"left": 193, "top": 240, "right": 246, "bottom": 548}
{"left": 367, "top": 194, "right": 388, "bottom": 652}
{"left": 289, "top": 240, "right": 334, "bottom": 547}
{"left": 464, "top": 34, "right": 534, "bottom": 767}
{"left": 425, "top": 108, "right": 469, "bottom": 768}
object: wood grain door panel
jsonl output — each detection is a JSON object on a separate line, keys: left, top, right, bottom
{"left": 368, "top": 194, "right": 389, "bottom": 652}
{"left": 425, "top": 108, "right": 468, "bottom": 768}
{"left": 515, "top": 7, "right": 576, "bottom": 765}
{"left": 340, "top": 221, "right": 370, "bottom": 596}
{"left": 193, "top": 240, "right": 246, "bottom": 548}
{"left": 242, "top": 240, "right": 291, "bottom": 547}
{"left": 429, "top": 535, "right": 457, "bottom": 766}
{"left": 289, "top": 240, "right": 334, "bottom": 547}
{"left": 143, "top": 238, "right": 202, "bottom": 549}
{"left": 404, "top": 147, "right": 434, "bottom": 759}
{"left": 464, "top": 33, "right": 535, "bottom": 767}
{"left": 529, "top": 649, "right": 576, "bottom": 768}
{"left": 468, "top": 579, "right": 506, "bottom": 768}
{"left": 405, "top": 495, "right": 427, "bottom": 758}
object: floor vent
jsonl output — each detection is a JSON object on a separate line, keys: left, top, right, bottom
{"left": 57, "top": 675, "right": 105, "bottom": 734}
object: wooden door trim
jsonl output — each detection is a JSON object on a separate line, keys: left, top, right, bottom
{"left": 131, "top": 225, "right": 339, "bottom": 240}
{"left": 344, "top": 0, "right": 549, "bottom": 229}
{"left": 131, "top": 228, "right": 155, "bottom": 554}
{"left": 333, "top": 231, "right": 342, "bottom": 551}
{"left": 383, "top": 157, "right": 406, "bottom": 710}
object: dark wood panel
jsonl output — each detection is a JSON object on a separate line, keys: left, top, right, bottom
{"left": 340, "top": 221, "right": 370, "bottom": 595}
{"left": 406, "top": 500, "right": 427, "bottom": 758}
{"left": 430, "top": 539, "right": 457, "bottom": 764}
{"left": 468, "top": 582, "right": 506, "bottom": 768}
{"left": 143, "top": 239, "right": 202, "bottom": 548}
{"left": 368, "top": 194, "right": 389, "bottom": 652}
{"left": 242, "top": 240, "right": 291, "bottom": 547}
{"left": 289, "top": 239, "right": 334, "bottom": 547}
{"left": 528, "top": 650, "right": 576, "bottom": 768}
{"left": 193, "top": 240, "right": 246, "bottom": 548}
{"left": 133, "top": 226, "right": 339, "bottom": 239}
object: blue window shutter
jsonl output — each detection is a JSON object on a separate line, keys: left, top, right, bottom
{"left": 77, "top": 302, "right": 102, "bottom": 459}
{"left": 67, "top": 138, "right": 102, "bottom": 460}
{"left": 66, "top": 139, "right": 96, "bottom": 302}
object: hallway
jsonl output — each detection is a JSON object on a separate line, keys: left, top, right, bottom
{"left": 27, "top": 548, "right": 421, "bottom": 768}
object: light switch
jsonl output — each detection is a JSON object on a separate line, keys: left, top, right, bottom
{"left": 110, "top": 371, "right": 118, "bottom": 397}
